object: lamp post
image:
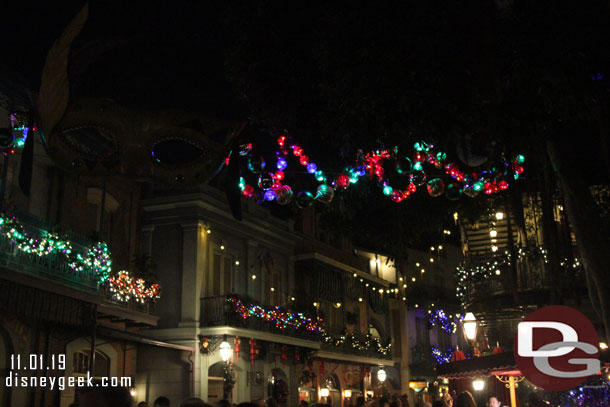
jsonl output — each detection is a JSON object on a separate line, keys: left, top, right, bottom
{"left": 463, "top": 312, "right": 478, "bottom": 357}
{"left": 377, "top": 369, "right": 387, "bottom": 383}
{"left": 219, "top": 335, "right": 233, "bottom": 363}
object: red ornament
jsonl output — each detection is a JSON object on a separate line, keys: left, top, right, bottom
{"left": 274, "top": 171, "right": 285, "bottom": 181}
{"left": 293, "top": 146, "right": 303, "bottom": 156}
{"left": 498, "top": 180, "right": 509, "bottom": 190}
{"left": 408, "top": 183, "right": 417, "bottom": 193}
{"left": 243, "top": 185, "right": 255, "bottom": 197}
{"left": 336, "top": 174, "right": 350, "bottom": 188}
{"left": 277, "top": 134, "right": 287, "bottom": 147}
{"left": 234, "top": 337, "right": 241, "bottom": 361}
{"left": 299, "top": 155, "right": 309, "bottom": 166}
{"left": 414, "top": 152, "right": 426, "bottom": 162}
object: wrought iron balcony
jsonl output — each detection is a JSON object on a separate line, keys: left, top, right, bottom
{"left": 200, "top": 295, "right": 320, "bottom": 341}
{"left": 0, "top": 213, "right": 99, "bottom": 291}
{"left": 458, "top": 249, "right": 550, "bottom": 310}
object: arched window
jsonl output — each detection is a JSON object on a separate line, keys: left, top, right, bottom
{"left": 72, "top": 350, "right": 110, "bottom": 377}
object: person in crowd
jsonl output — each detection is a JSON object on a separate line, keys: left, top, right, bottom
{"left": 78, "top": 385, "right": 132, "bottom": 407}
{"left": 237, "top": 403, "right": 259, "bottom": 407}
{"left": 179, "top": 398, "right": 208, "bottom": 407}
{"left": 398, "top": 394, "right": 409, "bottom": 407}
{"left": 441, "top": 392, "right": 453, "bottom": 407}
{"left": 355, "top": 396, "right": 366, "bottom": 407}
{"left": 379, "top": 397, "right": 390, "bottom": 407}
{"left": 423, "top": 402, "right": 432, "bottom": 407}
{"left": 433, "top": 401, "right": 444, "bottom": 407}
{"left": 454, "top": 391, "right": 476, "bottom": 407}
{"left": 252, "top": 399, "right": 266, "bottom": 407}
{"left": 266, "top": 398, "right": 279, "bottom": 407}
{"left": 300, "top": 401, "right": 309, "bottom": 407}
{"left": 138, "top": 403, "right": 149, "bottom": 407}
{"left": 155, "top": 397, "right": 171, "bottom": 407}
{"left": 218, "top": 400, "right": 231, "bottom": 407}
{"left": 488, "top": 396, "right": 501, "bottom": 407}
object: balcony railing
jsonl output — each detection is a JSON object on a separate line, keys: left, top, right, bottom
{"left": 0, "top": 215, "right": 99, "bottom": 291}
{"left": 200, "top": 295, "right": 392, "bottom": 359}
{"left": 200, "top": 295, "right": 319, "bottom": 341}
{"left": 0, "top": 212, "right": 156, "bottom": 316}
{"left": 460, "top": 250, "right": 549, "bottom": 308}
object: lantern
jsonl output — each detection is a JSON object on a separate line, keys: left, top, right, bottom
{"left": 463, "top": 312, "right": 477, "bottom": 341}
{"left": 377, "top": 368, "right": 387, "bottom": 383}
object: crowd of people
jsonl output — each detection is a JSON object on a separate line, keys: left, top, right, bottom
{"left": 72, "top": 387, "right": 548, "bottom": 407}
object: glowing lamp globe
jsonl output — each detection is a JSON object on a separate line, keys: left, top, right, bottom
{"left": 320, "top": 388, "right": 330, "bottom": 398}
{"left": 344, "top": 390, "right": 352, "bottom": 398}
{"left": 463, "top": 312, "right": 477, "bottom": 341}
{"left": 472, "top": 379, "right": 485, "bottom": 391}
{"left": 377, "top": 369, "right": 387, "bottom": 383}
{"left": 219, "top": 339, "right": 232, "bottom": 362}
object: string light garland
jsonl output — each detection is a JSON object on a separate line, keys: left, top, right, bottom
{"left": 0, "top": 215, "right": 112, "bottom": 283}
{"left": 455, "top": 245, "right": 579, "bottom": 306}
{"left": 107, "top": 270, "right": 162, "bottom": 304}
{"left": 227, "top": 295, "right": 392, "bottom": 356}
{"left": 235, "top": 134, "right": 525, "bottom": 206}
{"left": 229, "top": 296, "right": 323, "bottom": 332}
{"left": 428, "top": 308, "right": 463, "bottom": 334}
{"left": 431, "top": 346, "right": 454, "bottom": 364}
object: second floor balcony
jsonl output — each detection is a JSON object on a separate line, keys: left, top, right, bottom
{"left": 0, "top": 211, "right": 158, "bottom": 320}
{"left": 200, "top": 295, "right": 392, "bottom": 360}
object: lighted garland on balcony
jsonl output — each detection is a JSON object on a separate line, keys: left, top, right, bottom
{"left": 431, "top": 346, "right": 454, "bottom": 364}
{"left": 236, "top": 134, "right": 526, "bottom": 207}
{"left": 427, "top": 308, "right": 463, "bottom": 334}
{"left": 455, "top": 245, "right": 581, "bottom": 306}
{"left": 0, "top": 214, "right": 112, "bottom": 284}
{"left": 228, "top": 296, "right": 324, "bottom": 332}
{"left": 320, "top": 331, "right": 392, "bottom": 355}
{"left": 227, "top": 296, "right": 392, "bottom": 355}
{"left": 107, "top": 270, "right": 162, "bottom": 304}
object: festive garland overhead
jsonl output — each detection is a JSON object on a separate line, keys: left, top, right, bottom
{"left": 236, "top": 134, "right": 525, "bottom": 207}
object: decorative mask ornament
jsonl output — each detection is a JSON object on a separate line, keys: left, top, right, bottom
{"left": 37, "top": 4, "right": 245, "bottom": 186}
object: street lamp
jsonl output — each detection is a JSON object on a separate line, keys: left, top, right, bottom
{"left": 219, "top": 336, "right": 232, "bottom": 363}
{"left": 377, "top": 369, "right": 387, "bottom": 383}
{"left": 344, "top": 389, "right": 352, "bottom": 398}
{"left": 463, "top": 312, "right": 477, "bottom": 341}
{"left": 320, "top": 388, "right": 330, "bottom": 398}
{"left": 473, "top": 379, "right": 485, "bottom": 391}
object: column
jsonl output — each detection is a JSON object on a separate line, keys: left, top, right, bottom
{"left": 180, "top": 221, "right": 206, "bottom": 326}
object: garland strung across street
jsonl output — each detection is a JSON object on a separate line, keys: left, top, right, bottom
{"left": 227, "top": 296, "right": 392, "bottom": 356}
{"left": 236, "top": 134, "right": 525, "bottom": 207}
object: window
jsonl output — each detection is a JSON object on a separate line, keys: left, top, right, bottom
{"left": 209, "top": 250, "right": 234, "bottom": 296}
{"left": 73, "top": 350, "right": 110, "bottom": 377}
{"left": 415, "top": 317, "right": 430, "bottom": 347}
